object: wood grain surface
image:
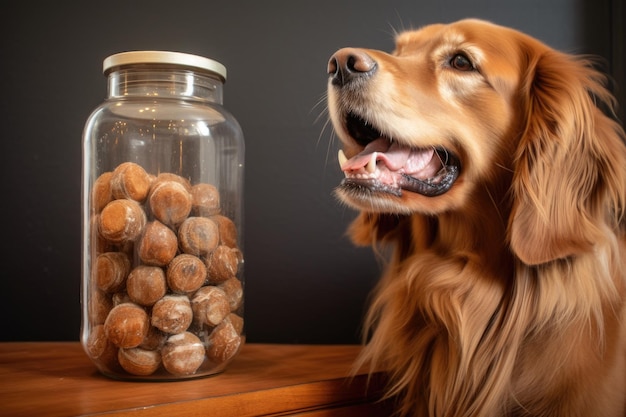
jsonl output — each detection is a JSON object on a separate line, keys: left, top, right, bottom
{"left": 0, "top": 342, "right": 393, "bottom": 416}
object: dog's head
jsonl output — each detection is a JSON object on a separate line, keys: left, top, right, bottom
{"left": 327, "top": 19, "right": 526, "bottom": 214}
{"left": 327, "top": 18, "right": 626, "bottom": 264}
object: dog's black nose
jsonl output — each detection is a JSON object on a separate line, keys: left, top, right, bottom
{"left": 328, "top": 48, "right": 377, "bottom": 87}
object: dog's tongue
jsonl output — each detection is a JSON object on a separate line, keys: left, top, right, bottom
{"left": 340, "top": 138, "right": 438, "bottom": 178}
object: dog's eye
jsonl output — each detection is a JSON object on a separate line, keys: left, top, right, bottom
{"left": 450, "top": 54, "right": 474, "bottom": 71}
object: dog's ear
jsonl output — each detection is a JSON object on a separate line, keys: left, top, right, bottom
{"left": 509, "top": 48, "right": 626, "bottom": 265}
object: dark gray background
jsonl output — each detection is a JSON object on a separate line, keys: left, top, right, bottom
{"left": 1, "top": 0, "right": 623, "bottom": 343}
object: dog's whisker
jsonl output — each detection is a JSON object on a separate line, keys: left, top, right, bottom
{"left": 311, "top": 92, "right": 336, "bottom": 162}
{"left": 483, "top": 184, "right": 507, "bottom": 230}
{"left": 316, "top": 117, "right": 338, "bottom": 167}
{"left": 311, "top": 92, "right": 330, "bottom": 117}
{"left": 386, "top": 10, "right": 411, "bottom": 39}
{"left": 434, "top": 146, "right": 450, "bottom": 165}
{"left": 493, "top": 162, "right": 514, "bottom": 173}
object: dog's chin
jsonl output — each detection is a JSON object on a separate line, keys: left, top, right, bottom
{"left": 335, "top": 170, "right": 459, "bottom": 214}
{"left": 334, "top": 181, "right": 406, "bottom": 213}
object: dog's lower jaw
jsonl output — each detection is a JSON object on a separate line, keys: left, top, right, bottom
{"left": 337, "top": 143, "right": 462, "bottom": 200}
{"left": 398, "top": 165, "right": 460, "bottom": 196}
{"left": 340, "top": 178, "right": 402, "bottom": 197}
{"left": 334, "top": 183, "right": 409, "bottom": 214}
{"left": 335, "top": 168, "right": 461, "bottom": 216}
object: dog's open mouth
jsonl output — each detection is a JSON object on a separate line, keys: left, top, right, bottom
{"left": 337, "top": 113, "right": 460, "bottom": 197}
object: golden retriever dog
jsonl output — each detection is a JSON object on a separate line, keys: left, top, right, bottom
{"left": 326, "top": 19, "right": 626, "bottom": 417}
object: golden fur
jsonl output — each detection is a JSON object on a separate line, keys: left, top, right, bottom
{"left": 326, "top": 19, "right": 626, "bottom": 417}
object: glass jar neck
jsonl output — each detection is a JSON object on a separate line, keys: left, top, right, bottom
{"left": 107, "top": 66, "right": 223, "bottom": 104}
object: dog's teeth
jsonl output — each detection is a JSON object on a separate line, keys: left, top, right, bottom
{"left": 338, "top": 149, "right": 348, "bottom": 170}
{"left": 366, "top": 153, "right": 377, "bottom": 173}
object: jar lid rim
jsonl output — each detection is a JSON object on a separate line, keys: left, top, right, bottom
{"left": 103, "top": 51, "right": 227, "bottom": 81}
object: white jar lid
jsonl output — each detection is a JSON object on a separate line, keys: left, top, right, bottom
{"left": 103, "top": 50, "right": 227, "bottom": 81}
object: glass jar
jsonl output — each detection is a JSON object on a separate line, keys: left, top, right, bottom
{"left": 81, "top": 51, "right": 245, "bottom": 380}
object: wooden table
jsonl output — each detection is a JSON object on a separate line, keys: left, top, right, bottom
{"left": 0, "top": 342, "right": 394, "bottom": 416}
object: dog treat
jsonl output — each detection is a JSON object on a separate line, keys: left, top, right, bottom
{"left": 115, "top": 240, "right": 135, "bottom": 259}
{"left": 110, "top": 162, "right": 152, "bottom": 202}
{"left": 161, "top": 332, "right": 205, "bottom": 376}
{"left": 85, "top": 325, "right": 108, "bottom": 359}
{"left": 127, "top": 265, "right": 167, "bottom": 306}
{"left": 206, "top": 245, "right": 239, "bottom": 284}
{"left": 226, "top": 313, "right": 244, "bottom": 335}
{"left": 206, "top": 318, "right": 242, "bottom": 364}
{"left": 118, "top": 347, "right": 162, "bottom": 376}
{"left": 99, "top": 199, "right": 147, "bottom": 243}
{"left": 92, "top": 172, "right": 113, "bottom": 213}
{"left": 104, "top": 303, "right": 150, "bottom": 348}
{"left": 210, "top": 215, "right": 238, "bottom": 248}
{"left": 178, "top": 217, "right": 219, "bottom": 256}
{"left": 94, "top": 252, "right": 131, "bottom": 293}
{"left": 151, "top": 295, "right": 193, "bottom": 334}
{"left": 87, "top": 163, "right": 245, "bottom": 378}
{"left": 219, "top": 277, "right": 243, "bottom": 311}
{"left": 90, "top": 215, "right": 114, "bottom": 254}
{"left": 153, "top": 172, "right": 192, "bottom": 192}
{"left": 149, "top": 180, "right": 193, "bottom": 226}
{"left": 86, "top": 324, "right": 115, "bottom": 360}
{"left": 191, "top": 183, "right": 221, "bottom": 216}
{"left": 139, "top": 326, "right": 167, "bottom": 351}
{"left": 86, "top": 325, "right": 122, "bottom": 374}
{"left": 191, "top": 286, "right": 231, "bottom": 327}
{"left": 167, "top": 254, "right": 207, "bottom": 294}
{"left": 89, "top": 289, "right": 113, "bottom": 325}
{"left": 112, "top": 291, "right": 131, "bottom": 306}
{"left": 137, "top": 221, "right": 178, "bottom": 266}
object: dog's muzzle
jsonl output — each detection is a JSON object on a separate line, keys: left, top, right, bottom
{"left": 327, "top": 49, "right": 460, "bottom": 198}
